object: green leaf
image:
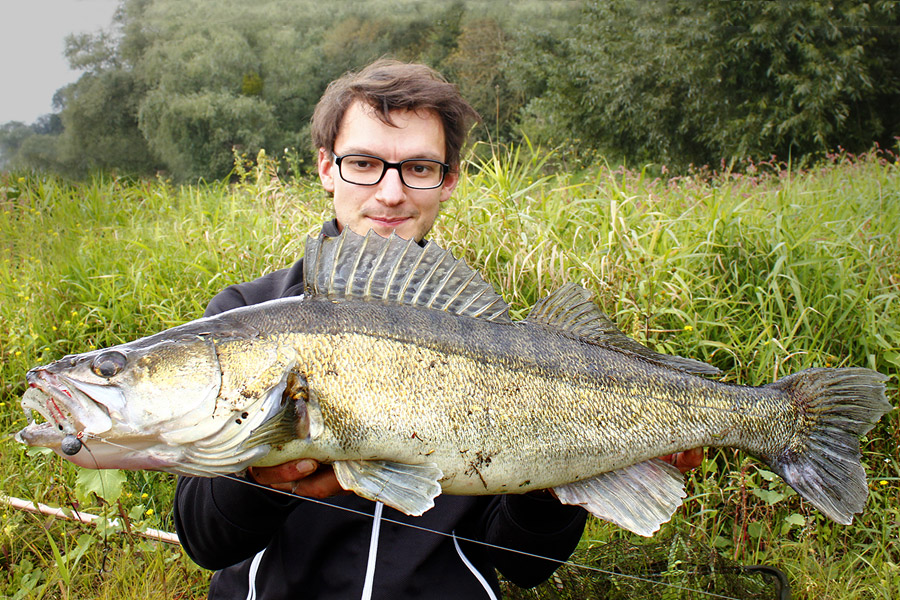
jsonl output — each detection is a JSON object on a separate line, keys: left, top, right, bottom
{"left": 884, "top": 351, "right": 900, "bottom": 369}
{"left": 43, "top": 530, "right": 69, "bottom": 587}
{"left": 757, "top": 469, "right": 777, "bottom": 482}
{"left": 25, "top": 446, "right": 54, "bottom": 457}
{"left": 750, "top": 487, "right": 785, "bottom": 505}
{"left": 128, "top": 504, "right": 146, "bottom": 521}
{"left": 784, "top": 513, "right": 806, "bottom": 528}
{"left": 747, "top": 521, "right": 764, "bottom": 539}
{"left": 75, "top": 468, "right": 126, "bottom": 505}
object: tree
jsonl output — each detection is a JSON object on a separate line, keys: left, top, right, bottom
{"left": 516, "top": 0, "right": 900, "bottom": 168}
{"left": 138, "top": 90, "right": 276, "bottom": 179}
{"left": 13, "top": 0, "right": 584, "bottom": 179}
{"left": 0, "top": 122, "right": 33, "bottom": 170}
{"left": 442, "top": 18, "right": 518, "bottom": 141}
{"left": 54, "top": 70, "right": 161, "bottom": 175}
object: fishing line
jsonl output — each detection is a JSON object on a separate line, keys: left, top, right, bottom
{"left": 76, "top": 438, "right": 114, "bottom": 575}
{"left": 218, "top": 472, "right": 746, "bottom": 600}
{"left": 79, "top": 434, "right": 746, "bottom": 600}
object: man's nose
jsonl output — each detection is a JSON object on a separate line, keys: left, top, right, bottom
{"left": 375, "top": 166, "right": 406, "bottom": 205}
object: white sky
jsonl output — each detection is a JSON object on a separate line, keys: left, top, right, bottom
{"left": 0, "top": 0, "right": 120, "bottom": 124}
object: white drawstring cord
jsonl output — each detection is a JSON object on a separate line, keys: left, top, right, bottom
{"left": 452, "top": 530, "right": 499, "bottom": 600}
{"left": 360, "top": 501, "right": 384, "bottom": 600}
{"left": 244, "top": 547, "right": 266, "bottom": 600}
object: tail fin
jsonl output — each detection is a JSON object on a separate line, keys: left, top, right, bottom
{"left": 767, "top": 367, "right": 891, "bottom": 524}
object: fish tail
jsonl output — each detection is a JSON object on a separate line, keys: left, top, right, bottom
{"left": 765, "top": 367, "right": 892, "bottom": 524}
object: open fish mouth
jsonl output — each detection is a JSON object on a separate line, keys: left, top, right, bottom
{"left": 16, "top": 373, "right": 175, "bottom": 469}
{"left": 15, "top": 386, "right": 78, "bottom": 453}
{"left": 16, "top": 369, "right": 117, "bottom": 448}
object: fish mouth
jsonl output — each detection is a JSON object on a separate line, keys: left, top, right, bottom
{"left": 17, "top": 369, "right": 117, "bottom": 446}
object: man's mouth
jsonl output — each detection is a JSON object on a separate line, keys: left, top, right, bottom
{"left": 366, "top": 215, "right": 411, "bottom": 228}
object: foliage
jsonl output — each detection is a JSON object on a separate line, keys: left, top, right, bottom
{"left": 1, "top": 143, "right": 898, "bottom": 598}
{"left": 442, "top": 18, "right": 515, "bottom": 141}
{"left": 517, "top": 0, "right": 900, "bottom": 169}
{"left": 0, "top": 0, "right": 578, "bottom": 180}
{"left": 0, "top": 119, "right": 62, "bottom": 172}
{"left": 3, "top": 0, "right": 899, "bottom": 178}
{"left": 55, "top": 70, "right": 162, "bottom": 175}
{"left": 138, "top": 90, "right": 276, "bottom": 180}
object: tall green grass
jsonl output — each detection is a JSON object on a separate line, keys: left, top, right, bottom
{"left": 0, "top": 144, "right": 897, "bottom": 599}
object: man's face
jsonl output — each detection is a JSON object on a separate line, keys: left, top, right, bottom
{"left": 317, "top": 101, "right": 458, "bottom": 242}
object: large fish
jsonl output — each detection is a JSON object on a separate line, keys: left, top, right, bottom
{"left": 15, "top": 231, "right": 892, "bottom": 536}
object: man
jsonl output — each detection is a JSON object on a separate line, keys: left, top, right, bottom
{"left": 174, "top": 60, "right": 590, "bottom": 600}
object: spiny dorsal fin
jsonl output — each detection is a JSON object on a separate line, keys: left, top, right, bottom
{"left": 303, "top": 230, "right": 510, "bottom": 323}
{"left": 526, "top": 283, "right": 721, "bottom": 376}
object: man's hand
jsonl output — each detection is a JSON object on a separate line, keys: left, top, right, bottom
{"left": 248, "top": 459, "right": 348, "bottom": 499}
{"left": 659, "top": 448, "right": 704, "bottom": 474}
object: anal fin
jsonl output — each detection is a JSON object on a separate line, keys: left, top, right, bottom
{"left": 333, "top": 460, "right": 443, "bottom": 516}
{"left": 527, "top": 283, "right": 721, "bottom": 376}
{"left": 553, "top": 459, "right": 686, "bottom": 537}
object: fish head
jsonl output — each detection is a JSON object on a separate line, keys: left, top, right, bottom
{"left": 16, "top": 333, "right": 223, "bottom": 471}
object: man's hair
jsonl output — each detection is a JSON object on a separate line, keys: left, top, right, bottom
{"left": 311, "top": 59, "right": 480, "bottom": 168}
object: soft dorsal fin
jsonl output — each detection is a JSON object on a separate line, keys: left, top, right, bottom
{"left": 526, "top": 283, "right": 721, "bottom": 376}
{"left": 303, "top": 230, "right": 511, "bottom": 323}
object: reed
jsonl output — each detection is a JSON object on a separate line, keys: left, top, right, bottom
{"left": 1, "top": 144, "right": 896, "bottom": 598}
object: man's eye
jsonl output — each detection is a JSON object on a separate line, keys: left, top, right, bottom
{"left": 349, "top": 160, "right": 376, "bottom": 169}
{"left": 406, "top": 162, "right": 436, "bottom": 176}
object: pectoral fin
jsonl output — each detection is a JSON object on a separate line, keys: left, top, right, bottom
{"left": 333, "top": 460, "right": 443, "bottom": 516}
{"left": 553, "top": 459, "right": 686, "bottom": 537}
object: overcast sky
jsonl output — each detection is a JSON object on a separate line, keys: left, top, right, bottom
{"left": 1, "top": 0, "right": 120, "bottom": 124}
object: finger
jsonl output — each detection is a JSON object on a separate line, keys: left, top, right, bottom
{"left": 249, "top": 459, "right": 318, "bottom": 486}
{"left": 673, "top": 448, "right": 705, "bottom": 473}
{"left": 288, "top": 467, "right": 348, "bottom": 499}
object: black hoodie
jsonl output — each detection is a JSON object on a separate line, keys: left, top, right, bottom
{"left": 174, "top": 220, "right": 587, "bottom": 599}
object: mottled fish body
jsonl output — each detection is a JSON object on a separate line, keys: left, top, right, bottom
{"left": 16, "top": 231, "right": 892, "bottom": 536}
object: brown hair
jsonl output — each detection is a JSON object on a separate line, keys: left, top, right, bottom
{"left": 310, "top": 59, "right": 480, "bottom": 168}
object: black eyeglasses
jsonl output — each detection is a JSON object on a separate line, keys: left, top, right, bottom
{"left": 332, "top": 153, "right": 450, "bottom": 190}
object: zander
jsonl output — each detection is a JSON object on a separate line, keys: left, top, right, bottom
{"left": 15, "top": 230, "right": 892, "bottom": 536}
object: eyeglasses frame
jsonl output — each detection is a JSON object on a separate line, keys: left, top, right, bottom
{"left": 332, "top": 152, "right": 450, "bottom": 190}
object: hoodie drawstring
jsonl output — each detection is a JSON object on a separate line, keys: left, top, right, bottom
{"left": 360, "top": 501, "right": 384, "bottom": 600}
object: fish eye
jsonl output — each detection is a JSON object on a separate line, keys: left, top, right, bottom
{"left": 91, "top": 351, "right": 127, "bottom": 378}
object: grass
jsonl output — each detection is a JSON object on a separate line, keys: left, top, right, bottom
{"left": 0, "top": 143, "right": 897, "bottom": 599}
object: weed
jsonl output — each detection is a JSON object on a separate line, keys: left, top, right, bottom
{"left": 0, "top": 145, "right": 897, "bottom": 598}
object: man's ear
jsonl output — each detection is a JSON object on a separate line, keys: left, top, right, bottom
{"left": 318, "top": 148, "right": 335, "bottom": 193}
{"left": 439, "top": 168, "right": 459, "bottom": 203}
